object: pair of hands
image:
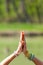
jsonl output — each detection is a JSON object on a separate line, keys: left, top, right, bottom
{"left": 16, "top": 32, "right": 28, "bottom": 56}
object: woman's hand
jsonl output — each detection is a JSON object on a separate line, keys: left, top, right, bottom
{"left": 16, "top": 32, "right": 24, "bottom": 56}
{"left": 0, "top": 32, "right": 24, "bottom": 65}
{"left": 20, "top": 32, "right": 30, "bottom": 58}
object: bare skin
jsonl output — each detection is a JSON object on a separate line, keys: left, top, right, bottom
{"left": 22, "top": 32, "right": 43, "bottom": 65}
{"left": 32, "top": 57, "right": 43, "bottom": 65}
{"left": 0, "top": 32, "right": 24, "bottom": 65}
{"left": 0, "top": 32, "right": 43, "bottom": 65}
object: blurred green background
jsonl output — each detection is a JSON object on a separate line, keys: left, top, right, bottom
{"left": 0, "top": 0, "right": 43, "bottom": 65}
{"left": 0, "top": 23, "right": 43, "bottom": 65}
{"left": 0, "top": 0, "right": 43, "bottom": 23}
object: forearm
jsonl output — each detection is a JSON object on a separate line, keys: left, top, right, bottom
{"left": 0, "top": 51, "right": 18, "bottom": 65}
{"left": 24, "top": 51, "right": 43, "bottom": 65}
{"left": 32, "top": 57, "right": 43, "bottom": 65}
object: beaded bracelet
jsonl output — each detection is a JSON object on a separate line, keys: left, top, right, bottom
{"left": 28, "top": 53, "right": 35, "bottom": 60}
{"left": 24, "top": 51, "right": 35, "bottom": 60}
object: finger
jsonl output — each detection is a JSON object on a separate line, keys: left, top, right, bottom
{"left": 18, "top": 32, "right": 27, "bottom": 52}
{"left": 22, "top": 41, "right": 26, "bottom": 50}
{"left": 20, "top": 32, "right": 25, "bottom": 42}
{"left": 22, "top": 41, "right": 25, "bottom": 49}
{"left": 20, "top": 32, "right": 26, "bottom": 49}
{"left": 17, "top": 41, "right": 24, "bottom": 52}
{"left": 17, "top": 43, "right": 22, "bottom": 53}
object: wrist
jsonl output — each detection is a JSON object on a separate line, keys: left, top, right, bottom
{"left": 28, "top": 53, "right": 35, "bottom": 60}
{"left": 14, "top": 51, "right": 19, "bottom": 57}
{"left": 24, "top": 51, "right": 35, "bottom": 60}
{"left": 24, "top": 50, "right": 30, "bottom": 57}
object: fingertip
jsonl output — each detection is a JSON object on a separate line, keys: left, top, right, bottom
{"left": 20, "top": 31, "right": 25, "bottom": 42}
{"left": 22, "top": 31, "right": 24, "bottom": 36}
{"left": 21, "top": 31, "right": 24, "bottom": 41}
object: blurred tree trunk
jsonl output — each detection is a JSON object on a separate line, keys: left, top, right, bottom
{"left": 6, "top": 0, "right": 10, "bottom": 13}
{"left": 36, "top": 6, "right": 41, "bottom": 23}
{"left": 21, "top": 0, "right": 29, "bottom": 22}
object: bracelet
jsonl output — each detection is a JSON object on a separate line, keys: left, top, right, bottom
{"left": 14, "top": 51, "right": 19, "bottom": 57}
{"left": 28, "top": 53, "right": 35, "bottom": 60}
{"left": 24, "top": 51, "right": 35, "bottom": 60}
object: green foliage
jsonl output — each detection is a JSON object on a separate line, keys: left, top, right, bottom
{"left": 0, "top": 0, "right": 43, "bottom": 23}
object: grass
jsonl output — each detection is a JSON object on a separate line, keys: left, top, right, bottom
{"left": 0, "top": 23, "right": 43, "bottom": 65}
{"left": 0, "top": 36, "right": 43, "bottom": 65}
{"left": 0, "top": 23, "right": 43, "bottom": 31}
